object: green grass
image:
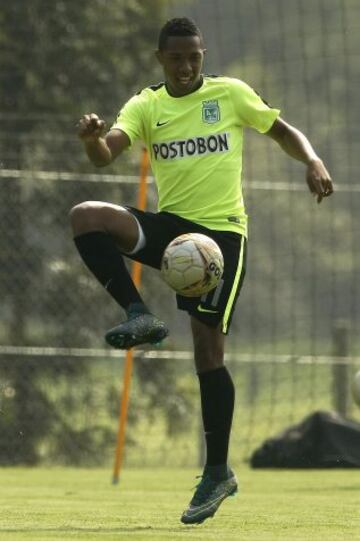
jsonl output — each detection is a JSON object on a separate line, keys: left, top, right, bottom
{"left": 0, "top": 467, "right": 360, "bottom": 541}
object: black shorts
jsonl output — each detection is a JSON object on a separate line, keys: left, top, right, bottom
{"left": 124, "top": 208, "right": 247, "bottom": 334}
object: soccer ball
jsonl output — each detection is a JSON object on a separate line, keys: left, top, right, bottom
{"left": 161, "top": 233, "right": 224, "bottom": 297}
{"left": 351, "top": 371, "right": 360, "bottom": 407}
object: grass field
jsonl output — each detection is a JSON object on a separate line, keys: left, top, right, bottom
{"left": 1, "top": 467, "right": 360, "bottom": 541}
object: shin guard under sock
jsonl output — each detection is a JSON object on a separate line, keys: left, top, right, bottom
{"left": 198, "top": 366, "right": 235, "bottom": 469}
{"left": 74, "top": 231, "right": 147, "bottom": 312}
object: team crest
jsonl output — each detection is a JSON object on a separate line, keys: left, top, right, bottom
{"left": 202, "top": 100, "right": 220, "bottom": 124}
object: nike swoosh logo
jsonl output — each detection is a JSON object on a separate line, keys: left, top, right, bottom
{"left": 197, "top": 305, "right": 218, "bottom": 314}
{"left": 156, "top": 120, "right": 169, "bottom": 127}
{"left": 187, "top": 494, "right": 228, "bottom": 514}
{"left": 186, "top": 484, "right": 237, "bottom": 516}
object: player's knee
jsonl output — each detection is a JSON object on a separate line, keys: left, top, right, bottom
{"left": 195, "top": 353, "right": 224, "bottom": 373}
{"left": 69, "top": 201, "right": 104, "bottom": 234}
{"left": 193, "top": 337, "right": 224, "bottom": 372}
{"left": 191, "top": 318, "right": 225, "bottom": 372}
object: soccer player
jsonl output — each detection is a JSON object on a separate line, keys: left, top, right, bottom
{"left": 72, "top": 17, "right": 333, "bottom": 524}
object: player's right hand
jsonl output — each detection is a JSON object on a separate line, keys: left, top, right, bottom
{"left": 77, "top": 113, "right": 106, "bottom": 142}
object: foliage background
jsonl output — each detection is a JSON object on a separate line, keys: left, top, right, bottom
{"left": 0, "top": 0, "right": 359, "bottom": 466}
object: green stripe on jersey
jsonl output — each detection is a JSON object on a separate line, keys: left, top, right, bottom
{"left": 111, "top": 76, "right": 280, "bottom": 237}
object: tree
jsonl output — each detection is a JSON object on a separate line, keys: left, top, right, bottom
{"left": 0, "top": 0, "right": 171, "bottom": 465}
{"left": 0, "top": 0, "right": 166, "bottom": 169}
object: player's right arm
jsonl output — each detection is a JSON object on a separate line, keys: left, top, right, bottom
{"left": 77, "top": 113, "right": 130, "bottom": 167}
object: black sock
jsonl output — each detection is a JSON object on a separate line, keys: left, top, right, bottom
{"left": 198, "top": 366, "right": 235, "bottom": 476}
{"left": 73, "top": 231, "right": 148, "bottom": 314}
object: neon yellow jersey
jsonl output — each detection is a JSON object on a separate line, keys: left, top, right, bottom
{"left": 111, "top": 76, "right": 280, "bottom": 237}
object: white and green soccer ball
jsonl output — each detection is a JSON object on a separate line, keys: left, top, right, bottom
{"left": 161, "top": 233, "right": 224, "bottom": 297}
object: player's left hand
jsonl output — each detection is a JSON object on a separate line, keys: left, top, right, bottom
{"left": 306, "top": 159, "right": 333, "bottom": 204}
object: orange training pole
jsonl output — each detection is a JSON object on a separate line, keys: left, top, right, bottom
{"left": 112, "top": 148, "right": 150, "bottom": 484}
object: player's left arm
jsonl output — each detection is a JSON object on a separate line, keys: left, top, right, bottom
{"left": 266, "top": 117, "right": 334, "bottom": 204}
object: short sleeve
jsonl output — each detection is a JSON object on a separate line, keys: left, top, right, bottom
{"left": 229, "top": 78, "right": 280, "bottom": 133}
{"left": 110, "top": 93, "right": 145, "bottom": 145}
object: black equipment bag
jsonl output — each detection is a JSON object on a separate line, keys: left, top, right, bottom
{"left": 250, "top": 410, "right": 360, "bottom": 468}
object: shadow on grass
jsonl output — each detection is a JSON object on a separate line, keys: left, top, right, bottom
{"left": 293, "top": 485, "right": 360, "bottom": 492}
{"left": 0, "top": 526, "right": 199, "bottom": 534}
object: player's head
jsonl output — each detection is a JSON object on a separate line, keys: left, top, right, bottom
{"left": 158, "top": 17, "right": 204, "bottom": 50}
{"left": 156, "top": 17, "right": 206, "bottom": 97}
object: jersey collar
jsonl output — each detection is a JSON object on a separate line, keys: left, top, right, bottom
{"left": 165, "top": 75, "right": 204, "bottom": 98}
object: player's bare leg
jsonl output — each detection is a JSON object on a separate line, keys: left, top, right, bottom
{"left": 190, "top": 317, "right": 225, "bottom": 373}
{"left": 70, "top": 201, "right": 168, "bottom": 349}
{"left": 181, "top": 317, "right": 237, "bottom": 524}
{"left": 70, "top": 201, "right": 139, "bottom": 250}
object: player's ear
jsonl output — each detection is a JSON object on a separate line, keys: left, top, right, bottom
{"left": 155, "top": 49, "right": 164, "bottom": 65}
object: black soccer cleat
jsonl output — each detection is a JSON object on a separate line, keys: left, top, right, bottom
{"left": 105, "top": 313, "right": 169, "bottom": 350}
{"left": 181, "top": 470, "right": 238, "bottom": 525}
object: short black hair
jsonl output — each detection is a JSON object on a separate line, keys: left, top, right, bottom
{"left": 158, "top": 17, "right": 203, "bottom": 50}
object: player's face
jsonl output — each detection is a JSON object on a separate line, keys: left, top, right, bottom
{"left": 156, "top": 36, "right": 205, "bottom": 97}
